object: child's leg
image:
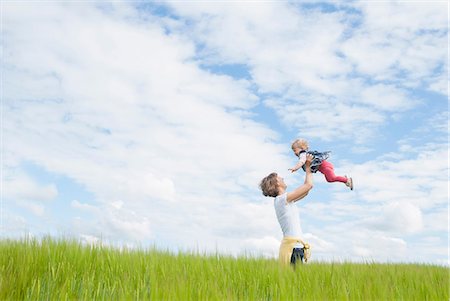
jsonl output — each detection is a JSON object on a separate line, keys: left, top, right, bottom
{"left": 318, "top": 161, "right": 347, "bottom": 183}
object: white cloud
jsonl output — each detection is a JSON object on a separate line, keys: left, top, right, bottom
{"left": 303, "top": 232, "right": 335, "bottom": 253}
{"left": 359, "top": 84, "right": 416, "bottom": 111}
{"left": 72, "top": 200, "right": 153, "bottom": 242}
{"left": 423, "top": 210, "right": 448, "bottom": 233}
{"left": 241, "top": 236, "right": 279, "bottom": 258}
{"left": 370, "top": 202, "right": 424, "bottom": 234}
{"left": 3, "top": 2, "right": 288, "bottom": 250}
{"left": 357, "top": 2, "right": 447, "bottom": 32}
{"left": 165, "top": 2, "right": 446, "bottom": 143}
{"left": 427, "top": 76, "right": 448, "bottom": 95}
{"left": 360, "top": 148, "right": 446, "bottom": 207}
{"left": 304, "top": 223, "right": 410, "bottom": 263}
{"left": 16, "top": 201, "right": 45, "bottom": 217}
{"left": 297, "top": 135, "right": 447, "bottom": 264}
{"left": 71, "top": 200, "right": 97, "bottom": 212}
{"left": 0, "top": 212, "right": 28, "bottom": 237}
{"left": 3, "top": 170, "right": 58, "bottom": 202}
{"left": 346, "top": 2, "right": 447, "bottom": 83}
{"left": 265, "top": 98, "right": 386, "bottom": 142}
{"left": 80, "top": 234, "right": 101, "bottom": 246}
{"left": 350, "top": 145, "right": 373, "bottom": 154}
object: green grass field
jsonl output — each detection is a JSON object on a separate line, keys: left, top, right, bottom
{"left": 0, "top": 238, "right": 448, "bottom": 300}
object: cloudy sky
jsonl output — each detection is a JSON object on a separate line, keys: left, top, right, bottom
{"left": 2, "top": 1, "right": 448, "bottom": 265}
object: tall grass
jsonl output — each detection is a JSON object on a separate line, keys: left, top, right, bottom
{"left": 0, "top": 237, "right": 448, "bottom": 300}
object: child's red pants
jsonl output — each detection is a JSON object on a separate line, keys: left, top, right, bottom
{"left": 318, "top": 160, "right": 347, "bottom": 183}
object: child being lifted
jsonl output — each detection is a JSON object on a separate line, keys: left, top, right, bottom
{"left": 289, "top": 139, "right": 353, "bottom": 190}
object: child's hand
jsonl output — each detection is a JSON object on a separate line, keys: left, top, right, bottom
{"left": 288, "top": 167, "right": 298, "bottom": 173}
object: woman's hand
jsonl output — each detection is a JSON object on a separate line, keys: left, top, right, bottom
{"left": 304, "top": 154, "right": 314, "bottom": 166}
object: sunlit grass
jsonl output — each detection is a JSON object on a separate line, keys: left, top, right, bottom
{"left": 1, "top": 237, "right": 448, "bottom": 300}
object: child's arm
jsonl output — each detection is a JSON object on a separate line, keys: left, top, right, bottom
{"left": 288, "top": 152, "right": 307, "bottom": 173}
{"left": 288, "top": 162, "right": 304, "bottom": 173}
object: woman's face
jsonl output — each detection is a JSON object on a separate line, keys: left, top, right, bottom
{"left": 277, "top": 176, "right": 287, "bottom": 190}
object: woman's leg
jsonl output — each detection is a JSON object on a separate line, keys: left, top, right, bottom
{"left": 318, "top": 161, "right": 348, "bottom": 183}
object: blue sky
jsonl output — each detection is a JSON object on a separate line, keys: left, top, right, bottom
{"left": 1, "top": 1, "right": 448, "bottom": 264}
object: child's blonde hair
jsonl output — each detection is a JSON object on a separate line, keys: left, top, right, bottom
{"left": 291, "top": 139, "right": 309, "bottom": 151}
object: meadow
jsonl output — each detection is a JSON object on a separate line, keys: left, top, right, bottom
{"left": 0, "top": 238, "right": 448, "bottom": 300}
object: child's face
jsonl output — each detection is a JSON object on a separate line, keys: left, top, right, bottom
{"left": 292, "top": 147, "right": 302, "bottom": 156}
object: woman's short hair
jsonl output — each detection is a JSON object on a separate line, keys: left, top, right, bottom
{"left": 259, "top": 172, "right": 279, "bottom": 197}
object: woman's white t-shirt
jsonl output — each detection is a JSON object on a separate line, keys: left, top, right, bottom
{"left": 274, "top": 192, "right": 302, "bottom": 238}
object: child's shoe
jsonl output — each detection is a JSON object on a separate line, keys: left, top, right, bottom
{"left": 345, "top": 176, "right": 353, "bottom": 190}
